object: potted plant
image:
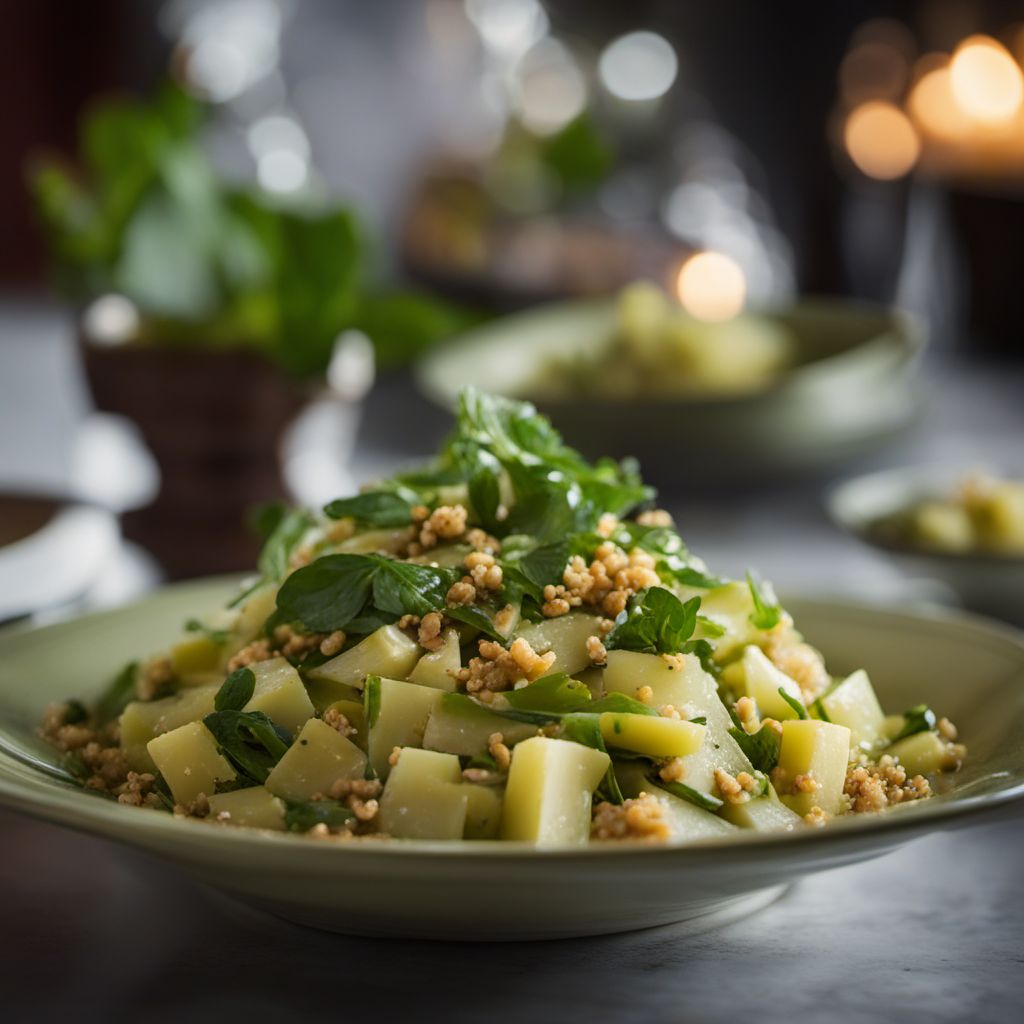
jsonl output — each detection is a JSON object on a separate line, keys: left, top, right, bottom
{"left": 30, "top": 84, "right": 475, "bottom": 578}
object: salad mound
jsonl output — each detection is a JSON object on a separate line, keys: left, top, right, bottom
{"left": 41, "top": 390, "right": 966, "bottom": 845}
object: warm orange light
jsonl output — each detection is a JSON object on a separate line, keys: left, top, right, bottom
{"left": 843, "top": 100, "right": 920, "bottom": 179}
{"left": 950, "top": 35, "right": 1024, "bottom": 123}
{"left": 675, "top": 252, "right": 746, "bottom": 322}
{"left": 908, "top": 63, "right": 973, "bottom": 140}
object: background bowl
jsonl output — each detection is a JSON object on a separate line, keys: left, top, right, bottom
{"left": 418, "top": 298, "right": 925, "bottom": 490}
{"left": 829, "top": 466, "right": 1024, "bottom": 625}
{"left": 0, "top": 578, "right": 1022, "bottom": 940}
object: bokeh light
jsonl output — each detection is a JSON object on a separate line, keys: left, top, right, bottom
{"left": 908, "top": 60, "right": 973, "bottom": 141}
{"left": 512, "top": 38, "right": 586, "bottom": 135}
{"left": 599, "top": 31, "right": 678, "bottom": 101}
{"left": 844, "top": 100, "right": 920, "bottom": 179}
{"left": 949, "top": 35, "right": 1024, "bottom": 123}
{"left": 81, "top": 294, "right": 140, "bottom": 346}
{"left": 675, "top": 251, "right": 747, "bottom": 322}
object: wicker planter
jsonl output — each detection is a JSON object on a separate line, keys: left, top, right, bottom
{"left": 81, "top": 336, "right": 309, "bottom": 580}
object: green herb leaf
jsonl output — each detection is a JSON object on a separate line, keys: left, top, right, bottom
{"left": 650, "top": 774, "right": 724, "bottom": 812}
{"left": 323, "top": 491, "right": 414, "bottom": 527}
{"left": 284, "top": 799, "right": 354, "bottom": 833}
{"left": 259, "top": 508, "right": 315, "bottom": 581}
{"left": 517, "top": 541, "right": 570, "bottom": 593}
{"left": 560, "top": 714, "right": 623, "bottom": 804}
{"left": 275, "top": 553, "right": 377, "bottom": 631}
{"left": 469, "top": 465, "right": 502, "bottom": 533}
{"left": 365, "top": 675, "right": 382, "bottom": 730}
{"left": 444, "top": 603, "right": 504, "bottom": 641}
{"left": 778, "top": 688, "right": 810, "bottom": 720}
{"left": 747, "top": 571, "right": 783, "bottom": 631}
{"left": 371, "top": 558, "right": 460, "bottom": 617}
{"left": 203, "top": 710, "right": 292, "bottom": 783}
{"left": 94, "top": 661, "right": 138, "bottom": 724}
{"left": 892, "top": 704, "right": 937, "bottom": 742}
{"left": 184, "top": 618, "right": 230, "bottom": 645}
{"left": 728, "top": 724, "right": 782, "bottom": 773}
{"left": 503, "top": 673, "right": 593, "bottom": 714}
{"left": 214, "top": 667, "right": 256, "bottom": 712}
{"left": 604, "top": 588, "right": 700, "bottom": 656}
{"left": 586, "top": 693, "right": 658, "bottom": 716}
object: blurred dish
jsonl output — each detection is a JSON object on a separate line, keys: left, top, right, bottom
{"left": 0, "top": 494, "right": 119, "bottom": 622}
{"left": 0, "top": 582, "right": 1021, "bottom": 938}
{"left": 829, "top": 467, "right": 1024, "bottom": 624}
{"left": 418, "top": 297, "right": 924, "bottom": 488}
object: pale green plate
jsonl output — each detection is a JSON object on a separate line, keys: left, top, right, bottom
{"left": 0, "top": 579, "right": 1022, "bottom": 940}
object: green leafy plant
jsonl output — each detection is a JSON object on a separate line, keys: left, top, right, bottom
{"left": 29, "top": 82, "right": 477, "bottom": 375}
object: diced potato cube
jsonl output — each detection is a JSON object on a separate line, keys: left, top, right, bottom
{"left": 689, "top": 581, "right": 762, "bottom": 659}
{"left": 323, "top": 698, "right": 366, "bottom": 750}
{"left": 169, "top": 634, "right": 223, "bottom": 684}
{"left": 207, "top": 786, "right": 286, "bottom": 830}
{"left": 461, "top": 783, "right": 503, "bottom": 839}
{"left": 913, "top": 502, "right": 974, "bottom": 552}
{"left": 244, "top": 657, "right": 316, "bottom": 736}
{"left": 776, "top": 719, "right": 851, "bottom": 816}
{"left": 422, "top": 693, "right": 539, "bottom": 759}
{"left": 603, "top": 650, "right": 752, "bottom": 795}
{"left": 616, "top": 762, "right": 736, "bottom": 841}
{"left": 305, "top": 677, "right": 362, "bottom": 714}
{"left": 232, "top": 582, "right": 278, "bottom": 643}
{"left": 366, "top": 676, "right": 445, "bottom": 779}
{"left": 408, "top": 629, "right": 461, "bottom": 691}
{"left": 265, "top": 717, "right": 366, "bottom": 802}
{"left": 514, "top": 613, "right": 603, "bottom": 677}
{"left": 500, "top": 737, "right": 610, "bottom": 846}
{"left": 718, "top": 784, "right": 801, "bottom": 831}
{"left": 307, "top": 626, "right": 420, "bottom": 689}
{"left": 724, "top": 645, "right": 804, "bottom": 720}
{"left": 147, "top": 721, "right": 236, "bottom": 805}
{"left": 378, "top": 748, "right": 468, "bottom": 839}
{"left": 599, "top": 713, "right": 706, "bottom": 759}
{"left": 887, "top": 730, "right": 950, "bottom": 775}
{"left": 120, "top": 684, "right": 220, "bottom": 772}
{"left": 819, "top": 670, "right": 886, "bottom": 749}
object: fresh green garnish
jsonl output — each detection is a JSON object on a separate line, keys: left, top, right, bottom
{"left": 604, "top": 587, "right": 700, "bottom": 656}
{"left": 892, "top": 704, "right": 937, "bottom": 742}
{"left": 202, "top": 710, "right": 291, "bottom": 783}
{"left": 586, "top": 693, "right": 658, "bottom": 716}
{"left": 650, "top": 774, "right": 724, "bottom": 812}
{"left": 94, "top": 661, "right": 139, "bottom": 724}
{"left": 184, "top": 618, "right": 231, "bottom": 645}
{"left": 365, "top": 676, "right": 382, "bottom": 730}
{"left": 727, "top": 723, "right": 782, "bottom": 774}
{"left": 778, "top": 687, "right": 810, "bottom": 720}
{"left": 275, "top": 553, "right": 460, "bottom": 633}
{"left": 213, "top": 667, "right": 256, "bottom": 712}
{"left": 444, "top": 604, "right": 505, "bottom": 641}
{"left": 502, "top": 674, "right": 593, "bottom": 714}
{"left": 560, "top": 714, "right": 624, "bottom": 804}
{"left": 323, "top": 491, "right": 416, "bottom": 527}
{"left": 746, "top": 571, "right": 783, "bottom": 631}
{"left": 257, "top": 507, "right": 316, "bottom": 582}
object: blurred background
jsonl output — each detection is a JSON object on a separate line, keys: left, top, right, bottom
{"left": 1, "top": 0, "right": 1022, "bottom": 622}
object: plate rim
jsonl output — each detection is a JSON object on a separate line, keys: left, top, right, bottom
{"left": 1, "top": 578, "right": 1022, "bottom": 864}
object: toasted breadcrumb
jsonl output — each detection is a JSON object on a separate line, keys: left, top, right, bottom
{"left": 660, "top": 653, "right": 685, "bottom": 671}
{"left": 274, "top": 624, "right": 324, "bottom": 659}
{"left": 734, "top": 696, "right": 760, "bottom": 733}
{"left": 417, "top": 611, "right": 446, "bottom": 651}
{"left": 458, "top": 637, "right": 556, "bottom": 697}
{"left": 487, "top": 732, "right": 512, "bottom": 772}
{"left": 636, "top": 685, "right": 654, "bottom": 706}
{"left": 446, "top": 578, "right": 477, "bottom": 606}
{"left": 388, "top": 746, "right": 402, "bottom": 767}
{"left": 844, "top": 755, "right": 931, "bottom": 813}
{"left": 493, "top": 604, "right": 518, "bottom": 635}
{"left": 659, "top": 705, "right": 682, "bottom": 720}
{"left": 636, "top": 509, "right": 674, "bottom": 528}
{"left": 803, "top": 806, "right": 830, "bottom": 827}
{"left": 763, "top": 633, "right": 830, "bottom": 701}
{"left": 464, "top": 551, "right": 503, "bottom": 590}
{"left": 174, "top": 793, "right": 210, "bottom": 819}
{"left": 586, "top": 635, "right": 608, "bottom": 665}
{"left": 715, "top": 768, "right": 759, "bottom": 804}
{"left": 226, "top": 639, "right": 274, "bottom": 672}
{"left": 415, "top": 504, "right": 468, "bottom": 553}
{"left": 937, "top": 716, "right": 958, "bottom": 741}
{"left": 592, "top": 793, "right": 671, "bottom": 842}
{"left": 659, "top": 758, "right": 686, "bottom": 783}
{"left": 466, "top": 528, "right": 501, "bottom": 554}
{"left": 322, "top": 707, "right": 356, "bottom": 738}
{"left": 319, "top": 630, "right": 347, "bottom": 657}
{"left": 137, "top": 657, "right": 173, "bottom": 701}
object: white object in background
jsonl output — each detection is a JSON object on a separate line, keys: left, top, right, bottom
{"left": 69, "top": 414, "right": 161, "bottom": 513}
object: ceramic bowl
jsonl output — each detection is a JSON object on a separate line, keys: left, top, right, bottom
{"left": 417, "top": 299, "right": 925, "bottom": 489}
{"left": 0, "top": 578, "right": 1022, "bottom": 940}
{"left": 829, "top": 467, "right": 1024, "bottom": 625}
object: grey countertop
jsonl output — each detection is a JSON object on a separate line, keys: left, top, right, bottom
{"left": 1, "top": 300, "right": 1023, "bottom": 1022}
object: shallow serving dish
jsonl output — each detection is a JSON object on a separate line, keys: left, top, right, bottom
{"left": 418, "top": 298, "right": 924, "bottom": 489}
{"left": 0, "top": 577, "right": 1021, "bottom": 940}
{"left": 829, "top": 466, "right": 1024, "bottom": 625}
